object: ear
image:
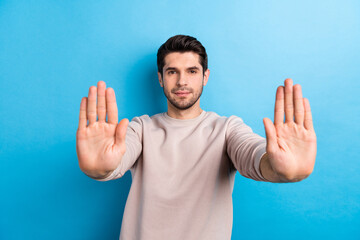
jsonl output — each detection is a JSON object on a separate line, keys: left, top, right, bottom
{"left": 158, "top": 72, "right": 163, "bottom": 87}
{"left": 203, "top": 69, "right": 210, "bottom": 86}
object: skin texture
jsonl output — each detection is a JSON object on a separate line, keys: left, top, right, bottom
{"left": 76, "top": 52, "right": 317, "bottom": 182}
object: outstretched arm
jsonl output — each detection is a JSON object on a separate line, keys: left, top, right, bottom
{"left": 260, "top": 78, "right": 317, "bottom": 183}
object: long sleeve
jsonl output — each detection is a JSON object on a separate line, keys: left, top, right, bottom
{"left": 225, "top": 116, "right": 267, "bottom": 182}
{"left": 96, "top": 116, "right": 143, "bottom": 181}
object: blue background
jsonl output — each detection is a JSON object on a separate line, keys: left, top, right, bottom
{"left": 1, "top": 0, "right": 359, "bottom": 239}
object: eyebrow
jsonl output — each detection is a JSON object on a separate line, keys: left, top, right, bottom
{"left": 164, "top": 66, "right": 200, "bottom": 72}
{"left": 188, "top": 66, "right": 200, "bottom": 71}
{"left": 164, "top": 67, "right": 177, "bottom": 72}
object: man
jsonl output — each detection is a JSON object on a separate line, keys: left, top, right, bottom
{"left": 76, "top": 35, "right": 317, "bottom": 240}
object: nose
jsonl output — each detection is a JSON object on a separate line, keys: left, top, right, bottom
{"left": 176, "top": 72, "right": 187, "bottom": 86}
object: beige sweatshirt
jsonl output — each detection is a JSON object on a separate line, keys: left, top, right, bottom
{"left": 96, "top": 110, "right": 267, "bottom": 240}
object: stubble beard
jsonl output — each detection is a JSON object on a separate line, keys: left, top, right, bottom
{"left": 163, "top": 81, "right": 204, "bottom": 110}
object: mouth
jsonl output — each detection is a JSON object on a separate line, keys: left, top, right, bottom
{"left": 174, "top": 91, "right": 191, "bottom": 97}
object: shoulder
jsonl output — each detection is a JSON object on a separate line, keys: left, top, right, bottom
{"left": 128, "top": 113, "right": 166, "bottom": 129}
{"left": 127, "top": 114, "right": 150, "bottom": 132}
{"left": 225, "top": 115, "right": 255, "bottom": 139}
{"left": 204, "top": 111, "right": 244, "bottom": 125}
{"left": 204, "top": 112, "right": 253, "bottom": 137}
{"left": 129, "top": 114, "right": 154, "bottom": 124}
{"left": 203, "top": 111, "right": 225, "bottom": 121}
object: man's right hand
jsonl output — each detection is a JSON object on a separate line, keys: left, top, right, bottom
{"left": 76, "top": 81, "right": 129, "bottom": 179}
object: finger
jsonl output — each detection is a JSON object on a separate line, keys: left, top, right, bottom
{"left": 263, "top": 118, "right": 278, "bottom": 153}
{"left": 293, "top": 84, "right": 304, "bottom": 125}
{"left": 79, "top": 97, "right": 88, "bottom": 129}
{"left": 303, "top": 98, "right": 314, "bottom": 131}
{"left": 115, "top": 118, "right": 129, "bottom": 147}
{"left": 106, "top": 87, "right": 118, "bottom": 124}
{"left": 274, "top": 86, "right": 284, "bottom": 126}
{"left": 284, "top": 78, "right": 294, "bottom": 123}
{"left": 97, "top": 81, "right": 107, "bottom": 122}
{"left": 87, "top": 86, "right": 97, "bottom": 125}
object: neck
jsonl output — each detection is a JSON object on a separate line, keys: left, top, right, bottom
{"left": 166, "top": 100, "right": 203, "bottom": 120}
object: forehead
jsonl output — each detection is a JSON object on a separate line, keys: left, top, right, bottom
{"left": 163, "top": 52, "right": 202, "bottom": 68}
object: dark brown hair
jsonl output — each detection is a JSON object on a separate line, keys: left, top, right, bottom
{"left": 157, "top": 35, "right": 208, "bottom": 76}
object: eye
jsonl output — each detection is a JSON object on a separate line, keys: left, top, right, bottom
{"left": 168, "top": 70, "right": 176, "bottom": 75}
{"left": 190, "top": 70, "right": 197, "bottom": 74}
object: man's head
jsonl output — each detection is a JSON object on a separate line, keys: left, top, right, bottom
{"left": 157, "top": 35, "right": 208, "bottom": 77}
{"left": 157, "top": 35, "right": 210, "bottom": 111}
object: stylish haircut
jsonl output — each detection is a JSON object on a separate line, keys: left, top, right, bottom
{"left": 157, "top": 35, "right": 208, "bottom": 76}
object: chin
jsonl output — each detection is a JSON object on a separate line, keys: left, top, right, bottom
{"left": 171, "top": 99, "right": 198, "bottom": 110}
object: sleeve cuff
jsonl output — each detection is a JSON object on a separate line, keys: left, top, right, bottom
{"left": 254, "top": 145, "right": 268, "bottom": 182}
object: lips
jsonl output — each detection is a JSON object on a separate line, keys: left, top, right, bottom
{"left": 174, "top": 91, "right": 190, "bottom": 97}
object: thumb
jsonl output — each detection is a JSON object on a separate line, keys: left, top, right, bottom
{"left": 263, "top": 117, "right": 278, "bottom": 153}
{"left": 115, "top": 118, "right": 129, "bottom": 147}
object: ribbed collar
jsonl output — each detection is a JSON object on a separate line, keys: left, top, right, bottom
{"left": 161, "top": 110, "right": 207, "bottom": 126}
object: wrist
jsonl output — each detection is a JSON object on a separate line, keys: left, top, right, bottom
{"left": 260, "top": 153, "right": 290, "bottom": 183}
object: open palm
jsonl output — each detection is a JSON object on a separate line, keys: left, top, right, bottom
{"left": 263, "top": 79, "right": 317, "bottom": 181}
{"left": 76, "top": 81, "right": 128, "bottom": 179}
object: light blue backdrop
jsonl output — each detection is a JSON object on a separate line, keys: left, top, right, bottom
{"left": 1, "top": 0, "right": 359, "bottom": 239}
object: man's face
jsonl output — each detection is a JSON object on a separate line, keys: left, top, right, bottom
{"left": 158, "top": 52, "right": 210, "bottom": 110}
